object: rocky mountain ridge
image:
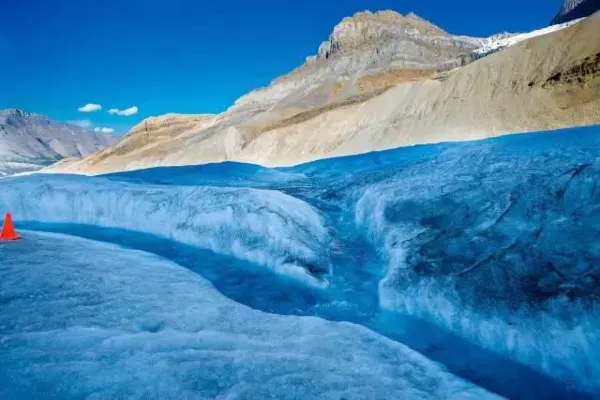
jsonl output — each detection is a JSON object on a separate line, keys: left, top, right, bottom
{"left": 45, "top": 10, "right": 600, "bottom": 175}
{"left": 229, "top": 11, "right": 488, "bottom": 117}
{"left": 0, "top": 108, "right": 116, "bottom": 175}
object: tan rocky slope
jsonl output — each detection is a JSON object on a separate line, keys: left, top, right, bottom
{"left": 49, "top": 11, "right": 600, "bottom": 175}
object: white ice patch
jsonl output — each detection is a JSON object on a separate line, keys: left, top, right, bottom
{"left": 473, "top": 18, "right": 584, "bottom": 58}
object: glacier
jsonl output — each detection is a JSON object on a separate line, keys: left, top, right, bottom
{"left": 0, "top": 175, "right": 331, "bottom": 287}
{"left": 1, "top": 125, "right": 599, "bottom": 398}
{"left": 0, "top": 231, "right": 497, "bottom": 399}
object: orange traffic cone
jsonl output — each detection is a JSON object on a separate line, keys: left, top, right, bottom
{"left": 0, "top": 212, "right": 22, "bottom": 241}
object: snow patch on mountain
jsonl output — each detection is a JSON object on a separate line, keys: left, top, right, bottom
{"left": 473, "top": 18, "right": 585, "bottom": 58}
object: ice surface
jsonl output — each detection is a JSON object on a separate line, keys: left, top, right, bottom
{"left": 0, "top": 175, "right": 331, "bottom": 287}
{"left": 351, "top": 130, "right": 600, "bottom": 393}
{"left": 1, "top": 125, "right": 599, "bottom": 396}
{"left": 0, "top": 231, "right": 498, "bottom": 399}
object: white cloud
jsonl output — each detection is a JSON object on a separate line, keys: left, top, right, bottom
{"left": 108, "top": 106, "right": 138, "bottom": 116}
{"left": 78, "top": 103, "right": 102, "bottom": 112}
{"left": 66, "top": 119, "right": 93, "bottom": 128}
{"left": 94, "top": 127, "right": 115, "bottom": 134}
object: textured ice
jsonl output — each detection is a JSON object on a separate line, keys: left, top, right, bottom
{"left": 0, "top": 175, "right": 331, "bottom": 287}
{"left": 1, "top": 125, "right": 599, "bottom": 396}
{"left": 355, "top": 139, "right": 600, "bottom": 393}
{"left": 0, "top": 231, "right": 497, "bottom": 399}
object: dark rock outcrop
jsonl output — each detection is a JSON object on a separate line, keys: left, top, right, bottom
{"left": 551, "top": 0, "right": 600, "bottom": 24}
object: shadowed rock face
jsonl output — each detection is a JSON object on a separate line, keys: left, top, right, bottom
{"left": 551, "top": 0, "right": 600, "bottom": 24}
{"left": 0, "top": 109, "right": 116, "bottom": 175}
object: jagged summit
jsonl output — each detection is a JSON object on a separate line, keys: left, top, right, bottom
{"left": 1, "top": 108, "right": 77, "bottom": 126}
{"left": 315, "top": 10, "right": 451, "bottom": 60}
{"left": 0, "top": 108, "right": 42, "bottom": 120}
{"left": 1, "top": 108, "right": 25, "bottom": 115}
{"left": 1, "top": 108, "right": 28, "bottom": 115}
{"left": 226, "top": 9, "right": 483, "bottom": 114}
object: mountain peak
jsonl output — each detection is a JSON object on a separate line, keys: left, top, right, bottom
{"left": 0, "top": 109, "right": 47, "bottom": 125}
{"left": 316, "top": 9, "right": 449, "bottom": 60}
{"left": 0, "top": 108, "right": 49, "bottom": 120}
{"left": 349, "top": 9, "right": 425, "bottom": 22}
{"left": 1, "top": 108, "right": 35, "bottom": 117}
{"left": 349, "top": 9, "right": 404, "bottom": 21}
{"left": 0, "top": 107, "right": 118, "bottom": 176}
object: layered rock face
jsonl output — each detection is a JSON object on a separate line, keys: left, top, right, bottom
{"left": 231, "top": 11, "right": 482, "bottom": 115}
{"left": 551, "top": 0, "right": 600, "bottom": 24}
{"left": 47, "top": 11, "right": 600, "bottom": 175}
{"left": 0, "top": 109, "right": 116, "bottom": 175}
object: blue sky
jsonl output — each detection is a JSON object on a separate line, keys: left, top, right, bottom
{"left": 0, "top": 0, "right": 563, "bottom": 135}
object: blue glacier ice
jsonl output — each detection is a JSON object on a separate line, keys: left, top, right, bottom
{"left": 1, "top": 125, "right": 599, "bottom": 398}
{"left": 1, "top": 231, "right": 497, "bottom": 399}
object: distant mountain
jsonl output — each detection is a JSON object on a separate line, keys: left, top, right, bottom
{"left": 551, "top": 0, "right": 600, "bottom": 24}
{"left": 49, "top": 11, "right": 600, "bottom": 175}
{"left": 0, "top": 108, "right": 116, "bottom": 176}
